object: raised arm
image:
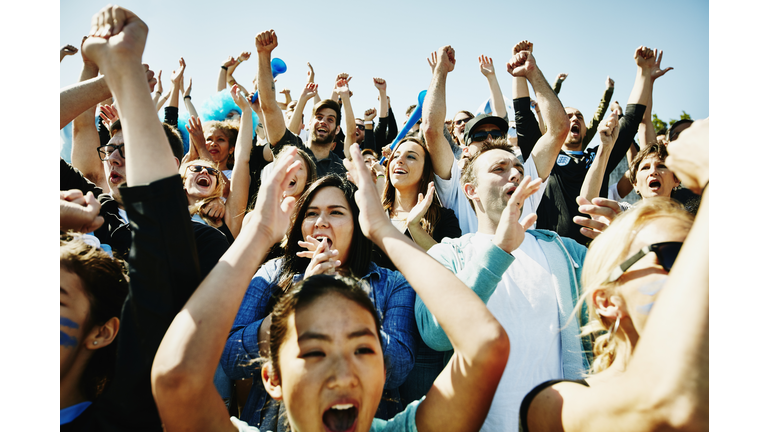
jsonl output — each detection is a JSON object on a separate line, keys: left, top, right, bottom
{"left": 60, "top": 44, "right": 78, "bottom": 62}
{"left": 638, "top": 50, "right": 674, "bottom": 150}
{"left": 217, "top": 55, "right": 237, "bottom": 92}
{"left": 254, "top": 30, "right": 288, "bottom": 145}
{"left": 224, "top": 85, "right": 255, "bottom": 239}
{"left": 225, "top": 51, "right": 250, "bottom": 89}
{"left": 71, "top": 36, "right": 107, "bottom": 190}
{"left": 276, "top": 88, "right": 292, "bottom": 111}
{"left": 479, "top": 55, "right": 507, "bottom": 118}
{"left": 422, "top": 46, "right": 457, "bottom": 180}
{"left": 345, "top": 144, "right": 511, "bottom": 432}
{"left": 582, "top": 76, "right": 615, "bottom": 146}
{"left": 337, "top": 77, "right": 356, "bottom": 159}
{"left": 552, "top": 73, "right": 567, "bottom": 94}
{"left": 153, "top": 148, "right": 303, "bottom": 432}
{"left": 182, "top": 77, "right": 198, "bottom": 119}
{"left": 579, "top": 110, "right": 620, "bottom": 203}
{"left": 509, "top": 40, "right": 541, "bottom": 161}
{"left": 508, "top": 49, "right": 569, "bottom": 180}
{"left": 168, "top": 57, "right": 185, "bottom": 111}
{"left": 288, "top": 82, "right": 317, "bottom": 135}
{"left": 306, "top": 62, "right": 321, "bottom": 106}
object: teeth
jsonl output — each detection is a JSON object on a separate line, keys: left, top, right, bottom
{"left": 331, "top": 404, "right": 354, "bottom": 410}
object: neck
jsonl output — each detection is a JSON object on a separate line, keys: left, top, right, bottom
{"left": 475, "top": 206, "right": 500, "bottom": 235}
{"left": 308, "top": 142, "right": 331, "bottom": 160}
{"left": 562, "top": 141, "right": 583, "bottom": 152}
{"left": 393, "top": 187, "right": 419, "bottom": 214}
{"left": 187, "top": 193, "right": 203, "bottom": 207}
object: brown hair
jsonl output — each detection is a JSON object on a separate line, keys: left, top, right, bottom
{"left": 459, "top": 138, "right": 519, "bottom": 211}
{"left": 203, "top": 119, "right": 240, "bottom": 170}
{"left": 629, "top": 142, "right": 677, "bottom": 187}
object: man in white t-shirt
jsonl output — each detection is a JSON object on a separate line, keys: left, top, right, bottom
{"left": 415, "top": 139, "right": 592, "bottom": 432}
{"left": 421, "top": 44, "right": 569, "bottom": 235}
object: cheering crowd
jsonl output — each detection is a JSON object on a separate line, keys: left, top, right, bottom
{"left": 60, "top": 5, "right": 709, "bottom": 432}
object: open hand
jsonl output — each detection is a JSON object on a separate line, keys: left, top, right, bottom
{"left": 573, "top": 196, "right": 621, "bottom": 240}
{"left": 406, "top": 182, "right": 435, "bottom": 228}
{"left": 650, "top": 49, "right": 673, "bottom": 82}
{"left": 479, "top": 55, "right": 495, "bottom": 76}
{"left": 307, "top": 62, "right": 315, "bottom": 83}
{"left": 492, "top": 176, "right": 542, "bottom": 253}
{"left": 171, "top": 57, "right": 186, "bottom": 86}
{"left": 343, "top": 144, "right": 395, "bottom": 243}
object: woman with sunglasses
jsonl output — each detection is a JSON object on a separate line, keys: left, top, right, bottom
{"left": 220, "top": 172, "right": 418, "bottom": 427}
{"left": 519, "top": 119, "right": 709, "bottom": 431}
{"left": 152, "top": 144, "right": 511, "bottom": 432}
{"left": 179, "top": 85, "right": 255, "bottom": 240}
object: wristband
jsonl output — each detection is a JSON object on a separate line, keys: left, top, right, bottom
{"left": 364, "top": 121, "right": 373, "bottom": 125}
{"left": 221, "top": 65, "right": 228, "bottom": 71}
{"left": 184, "top": 95, "right": 191, "bottom": 100}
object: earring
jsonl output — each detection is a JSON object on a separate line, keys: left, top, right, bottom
{"left": 93, "top": 341, "right": 99, "bottom": 346}
{"left": 606, "top": 315, "right": 621, "bottom": 345}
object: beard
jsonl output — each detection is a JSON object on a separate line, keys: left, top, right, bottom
{"left": 310, "top": 127, "right": 337, "bottom": 145}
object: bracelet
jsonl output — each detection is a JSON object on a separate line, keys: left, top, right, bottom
{"left": 221, "top": 65, "right": 228, "bottom": 71}
{"left": 364, "top": 121, "right": 373, "bottom": 125}
{"left": 184, "top": 95, "right": 191, "bottom": 100}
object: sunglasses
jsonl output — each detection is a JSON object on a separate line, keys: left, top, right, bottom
{"left": 605, "top": 241, "right": 682, "bottom": 283}
{"left": 454, "top": 117, "right": 471, "bottom": 125}
{"left": 187, "top": 165, "right": 220, "bottom": 176}
{"left": 468, "top": 129, "right": 504, "bottom": 143}
{"left": 355, "top": 124, "right": 365, "bottom": 130}
{"left": 97, "top": 143, "right": 125, "bottom": 161}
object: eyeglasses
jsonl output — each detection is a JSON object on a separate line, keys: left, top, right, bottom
{"left": 468, "top": 130, "right": 504, "bottom": 143}
{"left": 97, "top": 143, "right": 125, "bottom": 161}
{"left": 187, "top": 165, "right": 220, "bottom": 176}
{"left": 454, "top": 117, "right": 471, "bottom": 125}
{"left": 605, "top": 241, "right": 682, "bottom": 283}
{"left": 355, "top": 124, "right": 365, "bottom": 130}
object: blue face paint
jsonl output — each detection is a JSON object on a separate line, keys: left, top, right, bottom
{"left": 60, "top": 331, "right": 77, "bottom": 348}
{"left": 61, "top": 317, "right": 79, "bottom": 329}
{"left": 635, "top": 278, "right": 667, "bottom": 315}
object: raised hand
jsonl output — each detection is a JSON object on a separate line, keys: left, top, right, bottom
{"left": 335, "top": 77, "right": 350, "bottom": 96}
{"left": 506, "top": 50, "right": 536, "bottom": 78}
{"left": 183, "top": 77, "right": 192, "bottom": 98}
{"left": 479, "top": 55, "right": 496, "bottom": 76}
{"left": 155, "top": 70, "right": 163, "bottom": 94}
{"left": 512, "top": 40, "right": 533, "bottom": 55}
{"left": 254, "top": 30, "right": 278, "bottom": 54}
{"left": 406, "top": 182, "right": 435, "bottom": 227}
{"left": 144, "top": 64, "right": 158, "bottom": 92}
{"left": 597, "top": 109, "right": 620, "bottom": 147}
{"left": 99, "top": 103, "right": 120, "bottom": 129}
{"left": 666, "top": 118, "right": 709, "bottom": 193}
{"left": 437, "top": 46, "right": 456, "bottom": 73}
{"left": 556, "top": 72, "right": 568, "bottom": 82}
{"left": 84, "top": 5, "right": 148, "bottom": 68}
{"left": 634, "top": 45, "right": 656, "bottom": 70}
{"left": 237, "top": 51, "right": 251, "bottom": 62}
{"left": 60, "top": 190, "right": 105, "bottom": 233}
{"left": 279, "top": 88, "right": 291, "bottom": 96}
{"left": 373, "top": 77, "right": 387, "bottom": 91}
{"left": 381, "top": 146, "right": 392, "bottom": 160}
{"left": 306, "top": 62, "right": 315, "bottom": 83}
{"left": 335, "top": 73, "right": 352, "bottom": 85}
{"left": 222, "top": 56, "right": 237, "bottom": 68}
{"left": 573, "top": 196, "right": 622, "bottom": 240}
{"left": 364, "top": 108, "right": 377, "bottom": 122}
{"left": 606, "top": 75, "right": 615, "bottom": 88}
{"left": 185, "top": 115, "right": 206, "bottom": 151}
{"left": 61, "top": 44, "right": 78, "bottom": 61}
{"left": 231, "top": 84, "right": 251, "bottom": 111}
{"left": 650, "top": 49, "right": 673, "bottom": 82}
{"left": 427, "top": 51, "right": 438, "bottom": 74}
{"left": 609, "top": 100, "right": 623, "bottom": 115}
{"left": 492, "top": 176, "right": 542, "bottom": 253}
{"left": 300, "top": 82, "right": 318, "bottom": 100}
{"left": 170, "top": 57, "right": 186, "bottom": 86}
{"left": 343, "top": 144, "right": 394, "bottom": 242}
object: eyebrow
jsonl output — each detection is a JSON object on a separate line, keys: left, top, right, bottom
{"left": 307, "top": 204, "right": 348, "bottom": 211}
{"left": 297, "top": 327, "right": 377, "bottom": 343}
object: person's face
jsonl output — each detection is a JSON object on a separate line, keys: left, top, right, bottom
{"left": 362, "top": 154, "right": 377, "bottom": 169}
{"left": 469, "top": 149, "right": 524, "bottom": 222}
{"left": 102, "top": 130, "right": 126, "bottom": 201}
{"left": 466, "top": 124, "right": 503, "bottom": 156}
{"left": 565, "top": 108, "right": 586, "bottom": 146}
{"left": 60, "top": 267, "right": 90, "bottom": 377}
{"left": 354, "top": 120, "right": 365, "bottom": 144}
{"left": 271, "top": 293, "right": 385, "bottom": 432}
{"left": 183, "top": 161, "right": 220, "bottom": 199}
{"left": 614, "top": 217, "right": 689, "bottom": 334}
{"left": 633, "top": 155, "right": 679, "bottom": 199}
{"left": 389, "top": 141, "right": 425, "bottom": 191}
{"left": 283, "top": 159, "right": 309, "bottom": 198}
{"left": 204, "top": 128, "right": 233, "bottom": 166}
{"left": 452, "top": 113, "right": 472, "bottom": 145}
{"left": 310, "top": 108, "right": 339, "bottom": 145}
{"left": 301, "top": 187, "right": 354, "bottom": 266}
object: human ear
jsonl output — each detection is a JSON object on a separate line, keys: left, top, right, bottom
{"left": 463, "top": 182, "right": 478, "bottom": 203}
{"left": 262, "top": 362, "right": 283, "bottom": 400}
{"left": 593, "top": 289, "right": 624, "bottom": 320}
{"left": 86, "top": 317, "right": 120, "bottom": 350}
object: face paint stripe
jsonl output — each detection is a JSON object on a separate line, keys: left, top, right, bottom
{"left": 61, "top": 331, "right": 78, "bottom": 348}
{"left": 637, "top": 278, "right": 665, "bottom": 296}
{"left": 61, "top": 317, "right": 80, "bottom": 329}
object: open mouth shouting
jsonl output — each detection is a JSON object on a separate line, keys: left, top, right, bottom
{"left": 109, "top": 170, "right": 124, "bottom": 186}
{"left": 569, "top": 123, "right": 581, "bottom": 139}
{"left": 322, "top": 403, "right": 358, "bottom": 432}
{"left": 647, "top": 177, "right": 662, "bottom": 191}
{"left": 196, "top": 175, "right": 212, "bottom": 188}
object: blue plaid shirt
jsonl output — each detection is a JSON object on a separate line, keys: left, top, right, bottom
{"left": 220, "top": 258, "right": 417, "bottom": 427}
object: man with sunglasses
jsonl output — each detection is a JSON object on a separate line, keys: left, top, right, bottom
{"left": 422, "top": 45, "right": 569, "bottom": 235}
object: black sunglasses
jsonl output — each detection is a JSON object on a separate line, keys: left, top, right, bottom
{"left": 469, "top": 129, "right": 504, "bottom": 143}
{"left": 606, "top": 241, "right": 682, "bottom": 283}
{"left": 187, "top": 165, "right": 220, "bottom": 176}
{"left": 454, "top": 117, "right": 471, "bottom": 125}
{"left": 97, "top": 143, "right": 125, "bottom": 161}
{"left": 355, "top": 123, "right": 365, "bottom": 130}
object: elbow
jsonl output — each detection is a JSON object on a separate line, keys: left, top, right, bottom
{"left": 151, "top": 360, "right": 207, "bottom": 406}
{"left": 473, "top": 321, "right": 509, "bottom": 374}
{"left": 658, "top": 392, "right": 709, "bottom": 432}
{"left": 421, "top": 121, "right": 442, "bottom": 143}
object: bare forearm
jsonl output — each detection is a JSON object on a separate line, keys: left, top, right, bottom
{"left": 529, "top": 68, "right": 569, "bottom": 179}
{"left": 60, "top": 76, "right": 111, "bottom": 129}
{"left": 378, "top": 89, "right": 388, "bottom": 117}
{"left": 341, "top": 93, "right": 356, "bottom": 160}
{"left": 422, "top": 70, "right": 453, "bottom": 179}
{"left": 486, "top": 74, "right": 507, "bottom": 118}
{"left": 184, "top": 97, "right": 199, "bottom": 119}
{"left": 580, "top": 145, "right": 611, "bottom": 201}
{"left": 226, "top": 113, "right": 253, "bottom": 238}
{"left": 407, "top": 222, "right": 438, "bottom": 252}
{"left": 217, "top": 68, "right": 227, "bottom": 92}
{"left": 257, "top": 52, "right": 285, "bottom": 144}
{"left": 288, "top": 95, "right": 311, "bottom": 135}
{"left": 169, "top": 81, "right": 181, "bottom": 109}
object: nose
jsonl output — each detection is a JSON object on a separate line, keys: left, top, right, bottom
{"left": 315, "top": 211, "right": 330, "bottom": 228}
{"left": 326, "top": 354, "right": 359, "bottom": 390}
{"left": 107, "top": 148, "right": 124, "bottom": 165}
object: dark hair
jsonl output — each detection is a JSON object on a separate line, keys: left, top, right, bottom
{"left": 382, "top": 137, "right": 441, "bottom": 236}
{"left": 204, "top": 120, "right": 240, "bottom": 170}
{"left": 667, "top": 119, "right": 694, "bottom": 142}
{"left": 460, "top": 138, "right": 519, "bottom": 211}
{"left": 277, "top": 175, "right": 373, "bottom": 292}
{"left": 59, "top": 234, "right": 129, "bottom": 400}
{"left": 268, "top": 275, "right": 382, "bottom": 379}
{"left": 109, "top": 120, "right": 184, "bottom": 162}
{"left": 629, "top": 142, "right": 676, "bottom": 186}
{"left": 312, "top": 99, "right": 342, "bottom": 126}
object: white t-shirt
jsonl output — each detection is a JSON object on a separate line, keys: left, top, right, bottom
{"left": 467, "top": 233, "right": 564, "bottom": 432}
{"left": 433, "top": 156, "right": 546, "bottom": 236}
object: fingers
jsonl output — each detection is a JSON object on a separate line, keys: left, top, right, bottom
{"left": 520, "top": 213, "right": 537, "bottom": 231}
{"left": 509, "top": 176, "right": 542, "bottom": 205}
{"left": 573, "top": 216, "right": 608, "bottom": 239}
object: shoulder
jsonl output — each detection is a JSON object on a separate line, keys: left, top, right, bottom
{"left": 520, "top": 380, "right": 589, "bottom": 432}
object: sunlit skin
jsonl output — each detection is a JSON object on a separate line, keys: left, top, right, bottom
{"left": 102, "top": 130, "right": 126, "bottom": 203}
{"left": 389, "top": 141, "right": 425, "bottom": 191}
{"left": 182, "top": 161, "right": 219, "bottom": 204}
{"left": 464, "top": 124, "right": 504, "bottom": 157}
{"left": 563, "top": 107, "right": 586, "bottom": 150}
{"left": 281, "top": 158, "right": 308, "bottom": 198}
{"left": 633, "top": 155, "right": 680, "bottom": 199}
{"left": 301, "top": 187, "right": 355, "bottom": 268}
{"left": 310, "top": 108, "right": 339, "bottom": 145}
{"left": 452, "top": 113, "right": 472, "bottom": 146}
{"left": 469, "top": 149, "right": 525, "bottom": 225}
{"left": 267, "top": 293, "right": 386, "bottom": 432}
{"left": 204, "top": 128, "right": 233, "bottom": 169}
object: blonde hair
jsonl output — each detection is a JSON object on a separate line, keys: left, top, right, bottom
{"left": 180, "top": 159, "right": 227, "bottom": 225}
{"left": 577, "top": 198, "right": 693, "bottom": 374}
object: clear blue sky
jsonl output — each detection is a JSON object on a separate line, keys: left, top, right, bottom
{"left": 60, "top": 0, "right": 709, "bottom": 126}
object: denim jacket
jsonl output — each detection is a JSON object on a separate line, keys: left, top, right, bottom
{"left": 415, "top": 229, "right": 592, "bottom": 379}
{"left": 221, "top": 258, "right": 417, "bottom": 427}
